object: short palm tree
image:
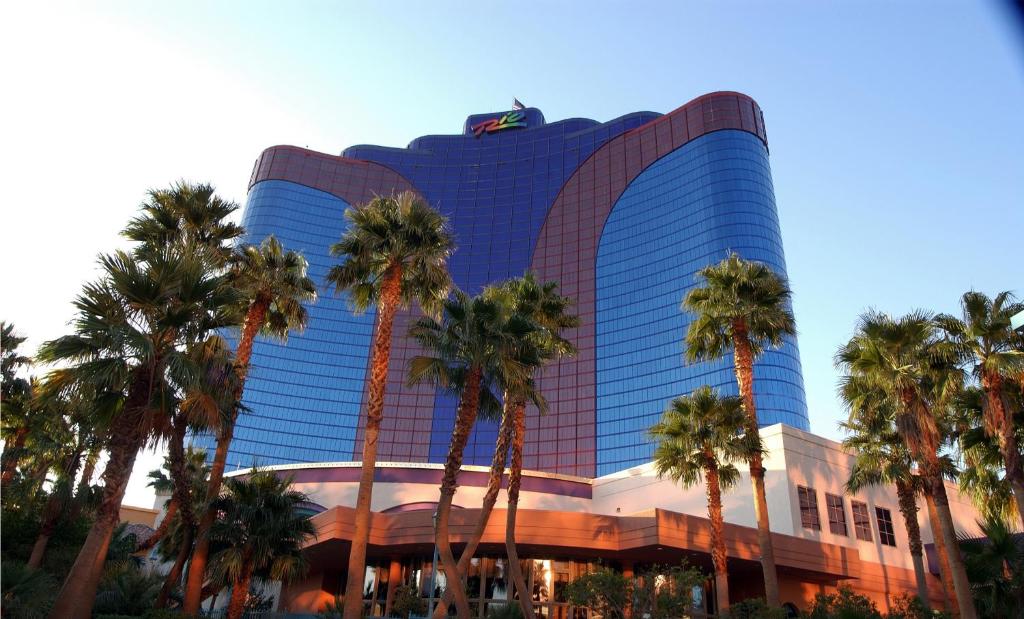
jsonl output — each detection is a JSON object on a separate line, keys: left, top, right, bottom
{"left": 840, "top": 378, "right": 931, "bottom": 608}
{"left": 649, "top": 386, "right": 756, "bottom": 613}
{"left": 26, "top": 388, "right": 98, "bottom": 569}
{"left": 0, "top": 321, "right": 33, "bottom": 490}
{"left": 183, "top": 236, "right": 316, "bottom": 613}
{"left": 682, "top": 252, "right": 794, "bottom": 606}
{"left": 835, "top": 310, "right": 976, "bottom": 619}
{"left": 326, "top": 191, "right": 453, "bottom": 619}
{"left": 208, "top": 469, "right": 316, "bottom": 619}
{"left": 408, "top": 289, "right": 534, "bottom": 619}
{"left": 959, "top": 515, "right": 1024, "bottom": 617}
{"left": 936, "top": 291, "right": 1024, "bottom": 529}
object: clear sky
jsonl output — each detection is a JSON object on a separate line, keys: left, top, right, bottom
{"left": 2, "top": 1, "right": 1021, "bottom": 508}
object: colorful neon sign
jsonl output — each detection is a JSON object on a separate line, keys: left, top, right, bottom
{"left": 471, "top": 111, "right": 527, "bottom": 137}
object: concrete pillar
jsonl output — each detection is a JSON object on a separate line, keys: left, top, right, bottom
{"left": 384, "top": 558, "right": 402, "bottom": 617}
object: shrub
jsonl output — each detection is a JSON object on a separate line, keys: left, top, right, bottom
{"left": 806, "top": 585, "right": 883, "bottom": 619}
{"left": 486, "top": 601, "right": 522, "bottom": 619}
{"left": 723, "top": 598, "right": 788, "bottom": 619}
{"left": 319, "top": 595, "right": 344, "bottom": 618}
{"left": 92, "top": 564, "right": 162, "bottom": 616}
{"left": 1, "top": 561, "right": 57, "bottom": 619}
{"left": 391, "top": 583, "right": 428, "bottom": 618}
{"left": 886, "top": 594, "right": 950, "bottom": 619}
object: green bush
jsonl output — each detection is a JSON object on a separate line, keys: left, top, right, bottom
{"left": 485, "top": 601, "right": 523, "bottom": 619}
{"left": 391, "top": 583, "right": 427, "bottom": 618}
{"left": 92, "top": 564, "right": 163, "bottom": 616}
{"left": 1, "top": 560, "right": 57, "bottom": 619}
{"left": 885, "top": 594, "right": 950, "bottom": 619}
{"left": 805, "top": 585, "right": 883, "bottom": 619}
{"left": 722, "top": 598, "right": 788, "bottom": 619}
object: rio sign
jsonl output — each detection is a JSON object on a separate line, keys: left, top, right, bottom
{"left": 471, "top": 111, "right": 527, "bottom": 137}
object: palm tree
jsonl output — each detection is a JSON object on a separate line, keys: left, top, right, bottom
{"left": 409, "top": 289, "right": 534, "bottom": 619}
{"left": 26, "top": 387, "right": 98, "bottom": 569}
{"left": 432, "top": 274, "right": 576, "bottom": 619}
{"left": 325, "top": 191, "right": 453, "bottom": 619}
{"left": 208, "top": 469, "right": 316, "bottom": 619}
{"left": 835, "top": 310, "right": 976, "bottom": 619}
{"left": 936, "top": 291, "right": 1024, "bottom": 529}
{"left": 953, "top": 386, "right": 1021, "bottom": 523}
{"left": 959, "top": 515, "right": 1024, "bottom": 616}
{"left": 153, "top": 447, "right": 213, "bottom": 608}
{"left": 39, "top": 184, "right": 238, "bottom": 619}
{"left": 840, "top": 379, "right": 931, "bottom": 609}
{"left": 649, "top": 386, "right": 758, "bottom": 613}
{"left": 681, "top": 252, "right": 795, "bottom": 606}
{"left": 2, "top": 323, "right": 36, "bottom": 491}
{"left": 137, "top": 468, "right": 176, "bottom": 553}
{"left": 182, "top": 236, "right": 315, "bottom": 612}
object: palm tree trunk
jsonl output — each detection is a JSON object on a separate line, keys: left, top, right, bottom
{"left": 436, "top": 367, "right": 483, "bottom": 619}
{"left": 731, "top": 323, "right": 780, "bottom": 607}
{"left": 0, "top": 426, "right": 29, "bottom": 489}
{"left": 705, "top": 457, "right": 730, "bottom": 613}
{"left": 895, "top": 479, "right": 930, "bottom": 609}
{"left": 342, "top": 265, "right": 403, "bottom": 619}
{"left": 155, "top": 525, "right": 193, "bottom": 608}
{"left": 184, "top": 297, "right": 270, "bottom": 613}
{"left": 28, "top": 491, "right": 65, "bottom": 569}
{"left": 69, "top": 443, "right": 101, "bottom": 521}
{"left": 924, "top": 492, "right": 955, "bottom": 614}
{"left": 433, "top": 397, "right": 514, "bottom": 618}
{"left": 47, "top": 362, "right": 156, "bottom": 619}
{"left": 226, "top": 566, "right": 255, "bottom": 619}
{"left": 981, "top": 372, "right": 1024, "bottom": 531}
{"left": 28, "top": 446, "right": 84, "bottom": 569}
{"left": 926, "top": 472, "right": 976, "bottom": 619}
{"left": 505, "top": 401, "right": 534, "bottom": 619}
{"left": 135, "top": 498, "right": 178, "bottom": 553}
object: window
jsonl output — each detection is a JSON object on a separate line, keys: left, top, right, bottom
{"left": 851, "top": 501, "right": 873, "bottom": 542}
{"left": 797, "top": 486, "right": 821, "bottom": 530}
{"left": 876, "top": 507, "right": 897, "bottom": 547}
{"left": 826, "top": 493, "right": 848, "bottom": 536}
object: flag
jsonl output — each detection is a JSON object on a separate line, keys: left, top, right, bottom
{"left": 512, "top": 98, "right": 525, "bottom": 110}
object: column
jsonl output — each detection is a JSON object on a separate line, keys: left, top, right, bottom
{"left": 384, "top": 557, "right": 402, "bottom": 617}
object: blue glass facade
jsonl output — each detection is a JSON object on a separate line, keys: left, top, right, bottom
{"left": 192, "top": 181, "right": 375, "bottom": 471}
{"left": 206, "top": 93, "right": 810, "bottom": 476}
{"left": 345, "top": 109, "right": 660, "bottom": 466}
{"left": 595, "top": 130, "right": 808, "bottom": 475}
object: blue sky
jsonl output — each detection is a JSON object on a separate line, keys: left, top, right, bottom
{"left": 2, "top": 1, "right": 1021, "bottom": 503}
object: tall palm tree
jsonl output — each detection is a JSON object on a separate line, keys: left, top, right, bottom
{"left": 39, "top": 248, "right": 230, "bottom": 619}
{"left": 953, "top": 386, "right": 1020, "bottom": 523}
{"left": 681, "top": 252, "right": 795, "bottom": 606}
{"left": 936, "top": 291, "right": 1024, "bottom": 529}
{"left": 490, "top": 274, "right": 577, "bottom": 619}
{"left": 409, "top": 289, "right": 534, "bottom": 619}
{"left": 208, "top": 469, "right": 316, "bottom": 619}
{"left": 649, "top": 386, "right": 758, "bottom": 613}
{"left": 39, "top": 184, "right": 238, "bottom": 619}
{"left": 326, "top": 191, "right": 453, "bottom": 619}
{"left": 182, "top": 236, "right": 317, "bottom": 612}
{"left": 835, "top": 310, "right": 976, "bottom": 619}
{"left": 839, "top": 379, "right": 931, "bottom": 608}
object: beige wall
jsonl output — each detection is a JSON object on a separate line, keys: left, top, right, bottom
{"left": 592, "top": 424, "right": 984, "bottom": 574}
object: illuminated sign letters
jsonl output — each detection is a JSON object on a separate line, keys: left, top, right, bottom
{"left": 471, "top": 111, "right": 527, "bottom": 137}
